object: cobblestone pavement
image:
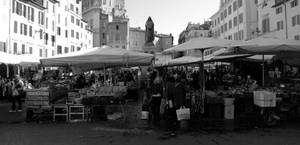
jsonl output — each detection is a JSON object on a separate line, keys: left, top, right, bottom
{"left": 1, "top": 122, "right": 300, "bottom": 145}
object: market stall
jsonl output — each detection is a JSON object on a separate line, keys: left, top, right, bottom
{"left": 23, "top": 46, "right": 154, "bottom": 122}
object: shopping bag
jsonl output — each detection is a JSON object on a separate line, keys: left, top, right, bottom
{"left": 176, "top": 106, "right": 190, "bottom": 121}
{"left": 159, "top": 98, "right": 167, "bottom": 115}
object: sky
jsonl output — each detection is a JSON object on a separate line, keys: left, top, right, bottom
{"left": 126, "top": 0, "right": 220, "bottom": 45}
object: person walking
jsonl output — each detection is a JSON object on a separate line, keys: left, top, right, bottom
{"left": 150, "top": 70, "right": 163, "bottom": 125}
{"left": 10, "top": 78, "right": 23, "bottom": 112}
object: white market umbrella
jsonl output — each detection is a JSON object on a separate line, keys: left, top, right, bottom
{"left": 229, "top": 36, "right": 300, "bottom": 86}
{"left": 230, "top": 36, "right": 300, "bottom": 55}
{"left": 163, "top": 37, "right": 237, "bottom": 114}
{"left": 40, "top": 46, "right": 154, "bottom": 71}
{"left": 164, "top": 37, "right": 238, "bottom": 53}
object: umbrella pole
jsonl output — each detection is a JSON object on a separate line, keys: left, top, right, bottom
{"left": 262, "top": 55, "right": 265, "bottom": 87}
{"left": 201, "top": 49, "right": 205, "bottom": 114}
{"left": 104, "top": 65, "right": 106, "bottom": 84}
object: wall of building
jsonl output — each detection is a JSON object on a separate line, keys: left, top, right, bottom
{"left": 3, "top": 0, "right": 93, "bottom": 58}
{"left": 129, "top": 27, "right": 145, "bottom": 52}
{"left": 155, "top": 34, "right": 173, "bottom": 52}
{"left": 107, "top": 20, "right": 129, "bottom": 49}
{"left": 257, "top": 0, "right": 300, "bottom": 40}
{"left": 210, "top": 0, "right": 258, "bottom": 40}
{"left": 0, "top": 0, "right": 10, "bottom": 52}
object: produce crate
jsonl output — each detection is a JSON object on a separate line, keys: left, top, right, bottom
{"left": 254, "top": 91, "right": 276, "bottom": 107}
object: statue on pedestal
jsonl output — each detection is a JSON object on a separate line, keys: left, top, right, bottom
{"left": 145, "top": 17, "right": 155, "bottom": 46}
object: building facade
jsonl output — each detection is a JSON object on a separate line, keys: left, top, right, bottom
{"left": 0, "top": 0, "right": 93, "bottom": 58}
{"left": 155, "top": 34, "right": 173, "bottom": 52}
{"left": 256, "top": 0, "right": 300, "bottom": 40}
{"left": 107, "top": 18, "right": 129, "bottom": 49}
{"left": 178, "top": 22, "right": 211, "bottom": 44}
{"left": 82, "top": 0, "right": 126, "bottom": 47}
{"left": 210, "top": 0, "right": 258, "bottom": 40}
{"left": 129, "top": 27, "right": 145, "bottom": 52}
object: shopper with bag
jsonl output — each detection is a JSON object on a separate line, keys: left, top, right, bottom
{"left": 10, "top": 78, "right": 23, "bottom": 112}
{"left": 150, "top": 71, "right": 163, "bottom": 124}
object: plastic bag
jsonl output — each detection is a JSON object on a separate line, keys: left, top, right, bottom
{"left": 176, "top": 106, "right": 190, "bottom": 121}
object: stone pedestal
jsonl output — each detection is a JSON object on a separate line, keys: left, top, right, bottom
{"left": 142, "top": 45, "right": 157, "bottom": 53}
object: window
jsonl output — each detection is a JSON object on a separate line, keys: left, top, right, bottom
{"left": 23, "top": 24, "right": 27, "bottom": 36}
{"left": 103, "top": 0, "right": 107, "bottom": 5}
{"left": 14, "top": 21, "right": 18, "bottom": 33}
{"left": 39, "top": 49, "right": 43, "bottom": 57}
{"left": 228, "top": 5, "right": 232, "bottom": 15}
{"left": 71, "top": 30, "right": 74, "bottom": 38}
{"left": 53, "top": 5, "right": 55, "bottom": 13}
{"left": 57, "top": 46, "right": 62, "bottom": 54}
{"left": 277, "top": 20, "right": 284, "bottom": 31}
{"left": 224, "top": 23, "right": 228, "bottom": 32}
{"left": 57, "top": 27, "right": 61, "bottom": 35}
{"left": 58, "top": 14, "right": 60, "bottom": 24}
{"left": 221, "top": 25, "right": 224, "bottom": 33}
{"left": 29, "top": 47, "right": 32, "bottom": 54}
{"left": 291, "top": 0, "right": 298, "bottom": 8}
{"left": 70, "top": 4, "right": 74, "bottom": 11}
{"left": 233, "top": 1, "right": 237, "bottom": 11}
{"left": 65, "top": 30, "right": 68, "bottom": 38}
{"left": 276, "top": 7, "right": 282, "bottom": 14}
{"left": 71, "top": 16, "right": 74, "bottom": 23}
{"left": 65, "top": 17, "right": 68, "bottom": 26}
{"left": 40, "top": 29, "right": 43, "bottom": 39}
{"left": 46, "top": 17, "right": 48, "bottom": 28}
{"left": 51, "top": 35, "right": 55, "bottom": 46}
{"left": 52, "top": 21, "right": 55, "bottom": 32}
{"left": 64, "top": 47, "right": 69, "bottom": 53}
{"left": 13, "top": 43, "right": 17, "bottom": 54}
{"left": 238, "top": 0, "right": 243, "bottom": 8}
{"left": 29, "top": 26, "right": 32, "bottom": 37}
{"left": 21, "top": 44, "right": 25, "bottom": 54}
{"left": 239, "top": 13, "right": 243, "bottom": 24}
{"left": 77, "top": 47, "right": 80, "bottom": 51}
{"left": 233, "top": 16, "right": 237, "bottom": 26}
{"left": 295, "top": 35, "right": 300, "bottom": 40}
{"left": 76, "top": 19, "right": 80, "bottom": 26}
{"left": 16, "top": 1, "right": 22, "bottom": 15}
{"left": 116, "top": 25, "right": 119, "bottom": 30}
{"left": 224, "top": 9, "right": 227, "bottom": 18}
{"left": 292, "top": 15, "right": 300, "bottom": 26}
{"left": 76, "top": 7, "right": 79, "bottom": 14}
{"left": 38, "top": 11, "right": 44, "bottom": 25}
{"left": 27, "top": 7, "right": 34, "bottom": 22}
{"left": 71, "top": 45, "right": 75, "bottom": 52}
{"left": 45, "top": 33, "right": 48, "bottom": 45}
{"left": 76, "top": 32, "right": 79, "bottom": 39}
{"left": 20, "top": 23, "right": 23, "bottom": 35}
{"left": 262, "top": 18, "right": 270, "bottom": 33}
{"left": 23, "top": 4, "right": 26, "bottom": 17}
{"left": 45, "top": 49, "right": 48, "bottom": 58}
{"left": 229, "top": 20, "right": 232, "bottom": 29}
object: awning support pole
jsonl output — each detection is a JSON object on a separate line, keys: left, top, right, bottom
{"left": 262, "top": 54, "right": 265, "bottom": 87}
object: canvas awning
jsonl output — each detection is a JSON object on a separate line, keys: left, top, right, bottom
{"left": 40, "top": 46, "right": 154, "bottom": 71}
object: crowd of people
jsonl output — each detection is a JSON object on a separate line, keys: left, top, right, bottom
{"left": 0, "top": 76, "right": 32, "bottom": 112}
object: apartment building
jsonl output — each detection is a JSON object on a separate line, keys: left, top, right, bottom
{"left": 256, "top": 0, "right": 300, "bottom": 40}
{"left": 0, "top": 0, "right": 93, "bottom": 58}
{"left": 210, "top": 0, "right": 258, "bottom": 40}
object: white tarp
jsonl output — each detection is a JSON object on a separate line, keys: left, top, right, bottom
{"left": 229, "top": 36, "right": 300, "bottom": 55}
{"left": 0, "top": 52, "right": 40, "bottom": 66}
{"left": 164, "top": 37, "right": 238, "bottom": 53}
{"left": 40, "top": 46, "right": 154, "bottom": 71}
